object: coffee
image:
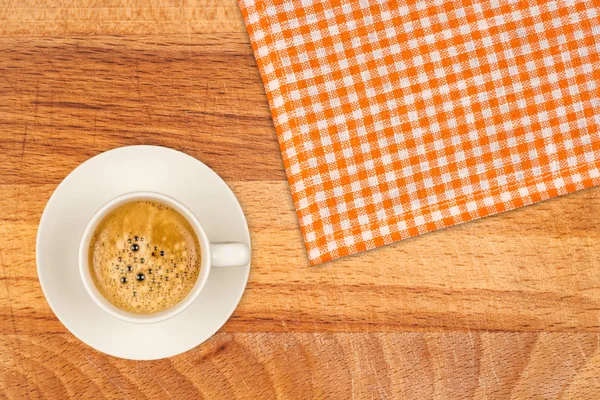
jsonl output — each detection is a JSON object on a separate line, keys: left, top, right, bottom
{"left": 88, "top": 200, "right": 201, "bottom": 314}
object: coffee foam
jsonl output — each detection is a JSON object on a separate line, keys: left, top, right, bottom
{"left": 88, "top": 200, "right": 201, "bottom": 314}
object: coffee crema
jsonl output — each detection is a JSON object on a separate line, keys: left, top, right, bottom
{"left": 88, "top": 201, "right": 201, "bottom": 314}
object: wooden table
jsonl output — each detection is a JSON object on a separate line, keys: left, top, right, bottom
{"left": 1, "top": 1, "right": 599, "bottom": 398}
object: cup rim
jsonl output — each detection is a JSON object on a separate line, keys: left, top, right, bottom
{"left": 78, "top": 191, "right": 211, "bottom": 324}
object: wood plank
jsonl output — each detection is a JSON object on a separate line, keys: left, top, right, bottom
{"left": 0, "top": 33, "right": 285, "bottom": 184}
{"left": 1, "top": 332, "right": 599, "bottom": 399}
{"left": 2, "top": 183, "right": 600, "bottom": 334}
{"left": 0, "top": 0, "right": 246, "bottom": 36}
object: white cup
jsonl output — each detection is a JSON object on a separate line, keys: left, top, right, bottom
{"left": 78, "top": 191, "right": 250, "bottom": 324}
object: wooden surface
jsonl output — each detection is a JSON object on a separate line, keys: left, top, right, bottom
{"left": 1, "top": 1, "right": 600, "bottom": 398}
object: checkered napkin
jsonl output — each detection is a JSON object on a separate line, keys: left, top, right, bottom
{"left": 239, "top": 0, "right": 600, "bottom": 265}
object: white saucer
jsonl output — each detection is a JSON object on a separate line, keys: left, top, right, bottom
{"left": 36, "top": 146, "right": 251, "bottom": 360}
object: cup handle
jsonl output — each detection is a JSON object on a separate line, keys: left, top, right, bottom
{"left": 211, "top": 243, "right": 250, "bottom": 267}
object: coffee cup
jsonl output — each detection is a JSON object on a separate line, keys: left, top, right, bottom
{"left": 78, "top": 191, "right": 250, "bottom": 324}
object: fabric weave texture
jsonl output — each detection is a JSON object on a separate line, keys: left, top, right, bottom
{"left": 239, "top": 0, "right": 600, "bottom": 264}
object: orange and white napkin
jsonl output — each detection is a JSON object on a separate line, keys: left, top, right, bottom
{"left": 239, "top": 0, "right": 600, "bottom": 264}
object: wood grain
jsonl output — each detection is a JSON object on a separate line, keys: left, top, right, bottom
{"left": 1, "top": 333, "right": 600, "bottom": 399}
{"left": 1, "top": 0, "right": 600, "bottom": 398}
{"left": 0, "top": 33, "right": 284, "bottom": 184}
{"left": 0, "top": 0, "right": 246, "bottom": 36}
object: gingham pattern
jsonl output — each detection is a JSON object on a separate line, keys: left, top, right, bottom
{"left": 239, "top": 0, "right": 600, "bottom": 265}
